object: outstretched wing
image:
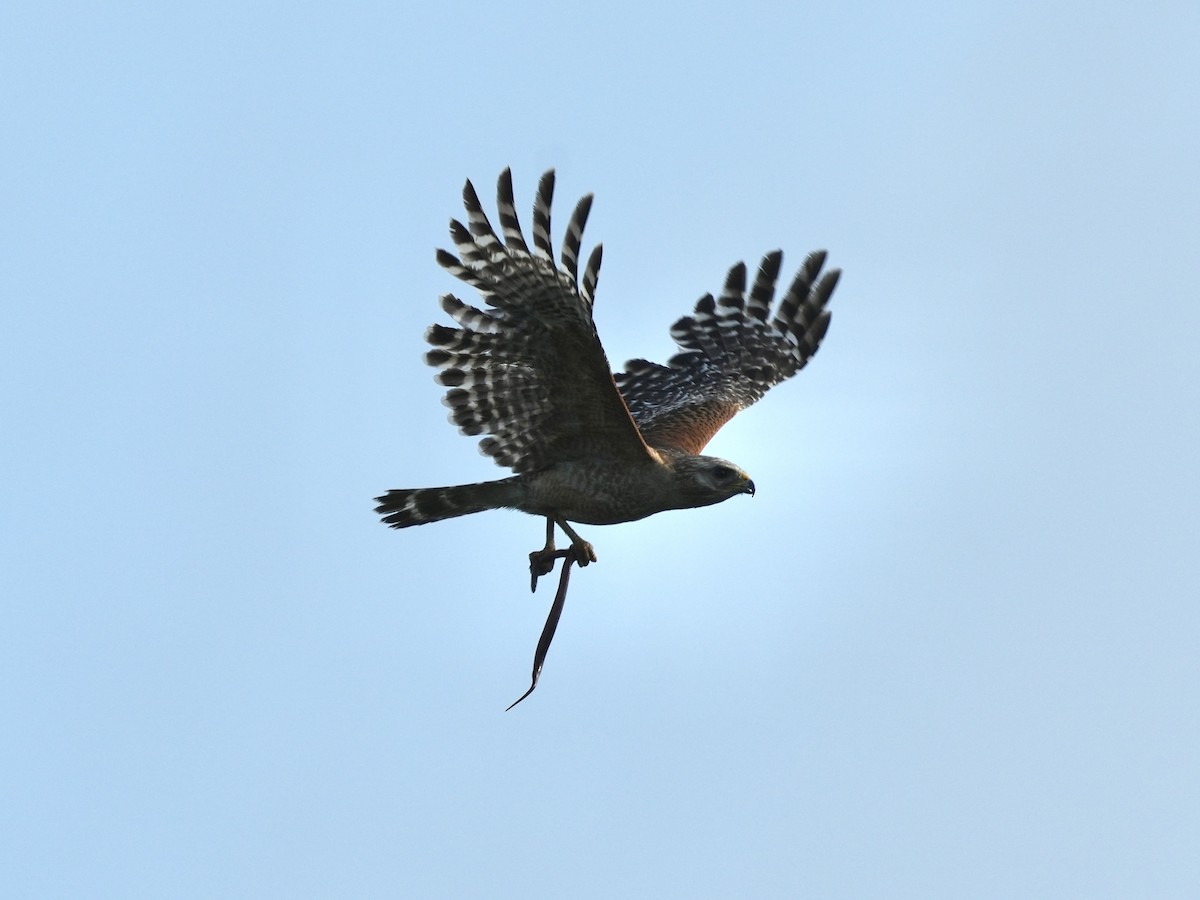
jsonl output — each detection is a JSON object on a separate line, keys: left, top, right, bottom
{"left": 614, "top": 250, "right": 840, "bottom": 455}
{"left": 426, "top": 169, "right": 653, "bottom": 474}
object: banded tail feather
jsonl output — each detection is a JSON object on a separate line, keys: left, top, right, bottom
{"left": 375, "top": 478, "right": 523, "bottom": 529}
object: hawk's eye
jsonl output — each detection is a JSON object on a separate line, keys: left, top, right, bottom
{"left": 712, "top": 465, "right": 734, "bottom": 481}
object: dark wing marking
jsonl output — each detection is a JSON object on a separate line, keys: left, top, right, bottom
{"left": 426, "top": 169, "right": 652, "bottom": 473}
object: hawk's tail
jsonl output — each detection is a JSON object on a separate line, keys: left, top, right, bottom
{"left": 374, "top": 477, "right": 523, "bottom": 529}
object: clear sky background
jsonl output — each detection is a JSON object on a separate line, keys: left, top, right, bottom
{"left": 4, "top": 1, "right": 1198, "bottom": 897}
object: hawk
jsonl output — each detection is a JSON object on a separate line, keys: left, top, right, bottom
{"left": 376, "top": 168, "right": 839, "bottom": 704}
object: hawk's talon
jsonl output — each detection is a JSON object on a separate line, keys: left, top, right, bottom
{"left": 529, "top": 547, "right": 570, "bottom": 593}
{"left": 530, "top": 517, "right": 596, "bottom": 589}
{"left": 571, "top": 540, "right": 596, "bottom": 567}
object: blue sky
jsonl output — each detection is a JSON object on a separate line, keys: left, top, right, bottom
{"left": 4, "top": 1, "right": 1198, "bottom": 897}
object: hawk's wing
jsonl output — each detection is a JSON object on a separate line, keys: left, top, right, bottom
{"left": 427, "top": 169, "right": 653, "bottom": 474}
{"left": 614, "top": 250, "right": 840, "bottom": 455}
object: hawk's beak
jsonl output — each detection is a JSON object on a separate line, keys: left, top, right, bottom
{"left": 743, "top": 479, "right": 756, "bottom": 497}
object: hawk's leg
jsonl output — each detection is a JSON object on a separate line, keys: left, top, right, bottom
{"left": 555, "top": 517, "right": 597, "bottom": 567}
{"left": 528, "top": 516, "right": 596, "bottom": 593}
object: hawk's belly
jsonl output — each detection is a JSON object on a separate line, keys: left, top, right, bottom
{"left": 521, "top": 461, "right": 671, "bottom": 526}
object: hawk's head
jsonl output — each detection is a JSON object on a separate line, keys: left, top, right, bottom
{"left": 668, "top": 454, "right": 756, "bottom": 509}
